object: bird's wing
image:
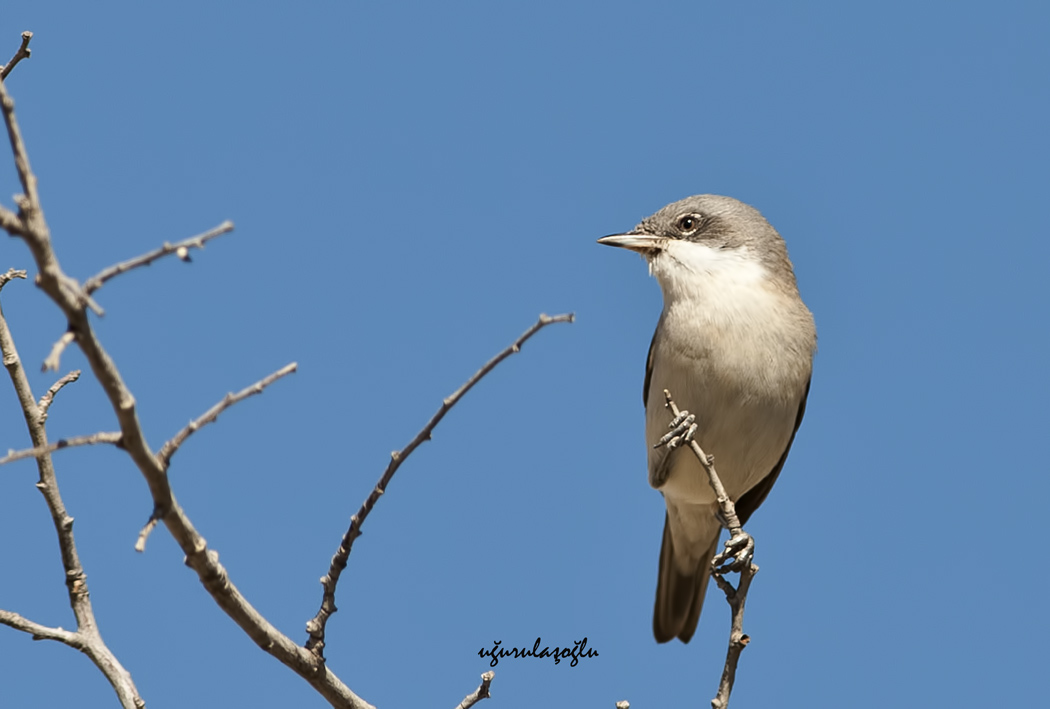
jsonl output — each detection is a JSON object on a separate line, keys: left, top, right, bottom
{"left": 642, "top": 325, "right": 679, "bottom": 488}
{"left": 734, "top": 377, "right": 811, "bottom": 525}
{"left": 643, "top": 326, "right": 658, "bottom": 407}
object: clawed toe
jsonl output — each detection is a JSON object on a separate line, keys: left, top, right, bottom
{"left": 712, "top": 531, "right": 754, "bottom": 574}
{"left": 655, "top": 410, "right": 697, "bottom": 451}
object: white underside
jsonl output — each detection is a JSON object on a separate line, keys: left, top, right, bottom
{"left": 643, "top": 241, "right": 813, "bottom": 570}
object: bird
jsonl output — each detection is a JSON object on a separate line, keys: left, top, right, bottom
{"left": 597, "top": 194, "right": 816, "bottom": 644}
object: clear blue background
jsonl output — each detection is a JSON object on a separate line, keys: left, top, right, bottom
{"left": 1, "top": 1, "right": 1047, "bottom": 707}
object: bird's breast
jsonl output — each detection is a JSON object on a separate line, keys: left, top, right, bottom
{"left": 644, "top": 284, "right": 813, "bottom": 505}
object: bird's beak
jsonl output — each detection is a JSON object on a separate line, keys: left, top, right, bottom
{"left": 596, "top": 233, "right": 664, "bottom": 254}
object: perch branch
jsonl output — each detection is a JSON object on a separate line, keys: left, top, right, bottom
{"left": 304, "top": 312, "right": 575, "bottom": 657}
{"left": 661, "top": 390, "right": 757, "bottom": 709}
{"left": 661, "top": 391, "right": 743, "bottom": 535}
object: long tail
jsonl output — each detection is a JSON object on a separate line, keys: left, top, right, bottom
{"left": 653, "top": 512, "right": 720, "bottom": 644}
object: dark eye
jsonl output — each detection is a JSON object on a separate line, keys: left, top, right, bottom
{"left": 675, "top": 214, "right": 702, "bottom": 234}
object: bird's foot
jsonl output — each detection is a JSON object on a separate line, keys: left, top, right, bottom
{"left": 654, "top": 410, "right": 697, "bottom": 451}
{"left": 713, "top": 531, "right": 754, "bottom": 574}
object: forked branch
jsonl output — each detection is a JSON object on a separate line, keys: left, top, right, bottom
{"left": 0, "top": 266, "right": 143, "bottom": 708}
{"left": 0, "top": 64, "right": 372, "bottom": 708}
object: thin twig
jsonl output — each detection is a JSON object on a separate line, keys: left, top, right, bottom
{"left": 661, "top": 390, "right": 756, "bottom": 709}
{"left": 304, "top": 312, "right": 575, "bottom": 657}
{"left": 1, "top": 73, "right": 373, "bottom": 708}
{"left": 0, "top": 610, "right": 78, "bottom": 644}
{"left": 42, "top": 330, "right": 74, "bottom": 372}
{"left": 156, "top": 362, "right": 297, "bottom": 468}
{"left": 0, "top": 56, "right": 41, "bottom": 210}
{"left": 662, "top": 391, "right": 743, "bottom": 536}
{"left": 710, "top": 566, "right": 756, "bottom": 709}
{"left": 136, "top": 361, "right": 298, "bottom": 551}
{"left": 0, "top": 431, "right": 122, "bottom": 466}
{"left": 0, "top": 31, "right": 33, "bottom": 82}
{"left": 134, "top": 518, "right": 159, "bottom": 553}
{"left": 454, "top": 671, "right": 495, "bottom": 709}
{"left": 83, "top": 221, "right": 235, "bottom": 295}
{"left": 38, "top": 369, "right": 81, "bottom": 423}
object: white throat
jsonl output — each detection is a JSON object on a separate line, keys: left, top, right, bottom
{"left": 646, "top": 240, "right": 810, "bottom": 406}
{"left": 649, "top": 241, "right": 771, "bottom": 313}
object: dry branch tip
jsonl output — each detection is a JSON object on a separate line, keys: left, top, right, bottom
{"left": 0, "top": 267, "right": 27, "bottom": 290}
{"left": 454, "top": 671, "right": 495, "bottom": 709}
{"left": 157, "top": 362, "right": 297, "bottom": 467}
{"left": 304, "top": 312, "right": 573, "bottom": 657}
{"left": 0, "top": 31, "right": 33, "bottom": 81}
{"left": 83, "top": 221, "right": 236, "bottom": 295}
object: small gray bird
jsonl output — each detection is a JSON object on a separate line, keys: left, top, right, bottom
{"left": 598, "top": 195, "right": 816, "bottom": 644}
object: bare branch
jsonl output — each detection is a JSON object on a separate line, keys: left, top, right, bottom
{"left": 0, "top": 275, "right": 144, "bottom": 708}
{"left": 42, "top": 330, "right": 75, "bottom": 372}
{"left": 83, "top": 221, "right": 235, "bottom": 295}
{"left": 0, "top": 56, "right": 41, "bottom": 210}
{"left": 661, "top": 391, "right": 744, "bottom": 536}
{"left": 0, "top": 73, "right": 374, "bottom": 709}
{"left": 454, "top": 671, "right": 495, "bottom": 709}
{"left": 0, "top": 431, "right": 122, "bottom": 467}
{"left": 0, "top": 610, "right": 79, "bottom": 644}
{"left": 38, "top": 369, "right": 81, "bottom": 423}
{"left": 0, "top": 31, "right": 33, "bottom": 82}
{"left": 660, "top": 390, "right": 757, "bottom": 709}
{"left": 304, "top": 312, "right": 575, "bottom": 657}
{"left": 157, "top": 362, "right": 297, "bottom": 468}
{"left": 0, "top": 267, "right": 27, "bottom": 290}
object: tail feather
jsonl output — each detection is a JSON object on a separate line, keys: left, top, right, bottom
{"left": 653, "top": 512, "right": 720, "bottom": 644}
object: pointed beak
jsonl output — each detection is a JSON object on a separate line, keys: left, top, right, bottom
{"left": 596, "top": 233, "right": 664, "bottom": 254}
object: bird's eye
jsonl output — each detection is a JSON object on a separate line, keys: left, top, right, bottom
{"left": 675, "top": 214, "right": 702, "bottom": 234}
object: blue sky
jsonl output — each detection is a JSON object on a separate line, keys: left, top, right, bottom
{"left": 1, "top": 1, "right": 1047, "bottom": 707}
